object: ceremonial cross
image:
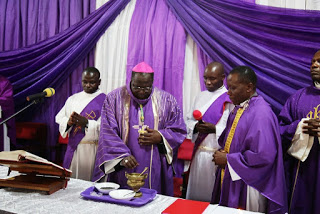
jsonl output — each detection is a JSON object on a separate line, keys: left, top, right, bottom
{"left": 73, "top": 111, "right": 96, "bottom": 136}
{"left": 132, "top": 124, "right": 148, "bottom": 134}
{"left": 85, "top": 111, "right": 97, "bottom": 119}
{"left": 132, "top": 104, "right": 148, "bottom": 134}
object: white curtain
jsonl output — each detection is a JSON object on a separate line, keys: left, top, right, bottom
{"left": 182, "top": 35, "right": 201, "bottom": 121}
{"left": 95, "top": 0, "right": 137, "bottom": 94}
{"left": 256, "top": 0, "right": 320, "bottom": 10}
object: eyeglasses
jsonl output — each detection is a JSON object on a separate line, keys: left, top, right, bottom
{"left": 131, "top": 85, "right": 152, "bottom": 91}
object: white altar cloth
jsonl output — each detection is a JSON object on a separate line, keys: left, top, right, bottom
{"left": 0, "top": 166, "right": 261, "bottom": 214}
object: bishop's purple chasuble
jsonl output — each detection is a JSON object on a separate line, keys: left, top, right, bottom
{"left": 93, "top": 85, "right": 186, "bottom": 196}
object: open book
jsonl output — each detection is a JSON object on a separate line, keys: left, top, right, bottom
{"left": 0, "top": 150, "right": 71, "bottom": 194}
{"left": 0, "top": 150, "right": 71, "bottom": 177}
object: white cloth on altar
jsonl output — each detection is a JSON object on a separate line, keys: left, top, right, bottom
{"left": 0, "top": 165, "right": 261, "bottom": 214}
{"left": 55, "top": 89, "right": 103, "bottom": 181}
{"left": 185, "top": 86, "right": 233, "bottom": 202}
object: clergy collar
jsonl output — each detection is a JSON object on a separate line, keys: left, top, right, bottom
{"left": 237, "top": 92, "right": 258, "bottom": 110}
{"left": 314, "top": 81, "right": 320, "bottom": 89}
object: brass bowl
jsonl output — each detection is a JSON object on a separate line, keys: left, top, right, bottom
{"left": 125, "top": 172, "right": 148, "bottom": 197}
{"left": 125, "top": 172, "right": 148, "bottom": 181}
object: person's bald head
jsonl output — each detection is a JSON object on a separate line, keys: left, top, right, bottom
{"left": 203, "top": 62, "right": 225, "bottom": 92}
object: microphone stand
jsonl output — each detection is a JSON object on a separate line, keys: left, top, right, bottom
{"left": 0, "top": 99, "right": 42, "bottom": 125}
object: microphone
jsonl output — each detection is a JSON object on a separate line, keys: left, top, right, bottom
{"left": 193, "top": 110, "right": 204, "bottom": 124}
{"left": 26, "top": 88, "right": 55, "bottom": 101}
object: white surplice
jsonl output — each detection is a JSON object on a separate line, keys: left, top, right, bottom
{"left": 55, "top": 89, "right": 104, "bottom": 181}
{"left": 185, "top": 86, "right": 233, "bottom": 202}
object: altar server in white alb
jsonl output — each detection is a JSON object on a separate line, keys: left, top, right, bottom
{"left": 55, "top": 67, "right": 106, "bottom": 181}
{"left": 185, "top": 62, "right": 233, "bottom": 202}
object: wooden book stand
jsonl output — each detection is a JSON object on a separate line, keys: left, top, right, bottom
{"left": 0, "top": 150, "right": 71, "bottom": 194}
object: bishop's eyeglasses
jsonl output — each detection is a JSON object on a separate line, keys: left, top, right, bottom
{"left": 131, "top": 85, "right": 152, "bottom": 91}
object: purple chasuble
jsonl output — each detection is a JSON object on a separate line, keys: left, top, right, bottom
{"left": 279, "top": 85, "right": 320, "bottom": 214}
{"left": 192, "top": 92, "right": 230, "bottom": 159}
{"left": 93, "top": 84, "right": 186, "bottom": 196}
{"left": 63, "top": 93, "right": 106, "bottom": 169}
{"left": 211, "top": 95, "right": 287, "bottom": 214}
{"left": 0, "top": 76, "right": 15, "bottom": 151}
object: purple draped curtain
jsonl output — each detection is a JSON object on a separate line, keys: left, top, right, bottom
{"left": 126, "top": 0, "right": 186, "bottom": 109}
{"left": 0, "top": 0, "right": 130, "bottom": 160}
{"left": 0, "top": 0, "right": 95, "bottom": 51}
{"left": 166, "top": 0, "right": 320, "bottom": 113}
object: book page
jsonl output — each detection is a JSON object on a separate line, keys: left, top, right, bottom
{"left": 0, "top": 150, "right": 71, "bottom": 173}
{"left": 0, "top": 165, "right": 20, "bottom": 179}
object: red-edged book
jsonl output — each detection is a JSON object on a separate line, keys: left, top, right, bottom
{"left": 162, "top": 199, "right": 210, "bottom": 214}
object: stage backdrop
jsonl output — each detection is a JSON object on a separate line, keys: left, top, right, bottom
{"left": 0, "top": 0, "right": 320, "bottom": 162}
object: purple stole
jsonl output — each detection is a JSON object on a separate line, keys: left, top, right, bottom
{"left": 191, "top": 92, "right": 230, "bottom": 160}
{"left": 63, "top": 93, "right": 106, "bottom": 168}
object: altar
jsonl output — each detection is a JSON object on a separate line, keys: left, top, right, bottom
{"left": 0, "top": 166, "right": 261, "bottom": 214}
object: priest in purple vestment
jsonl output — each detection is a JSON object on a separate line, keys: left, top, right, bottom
{"left": 211, "top": 66, "right": 287, "bottom": 214}
{"left": 0, "top": 75, "right": 16, "bottom": 151}
{"left": 93, "top": 62, "right": 187, "bottom": 196}
{"left": 278, "top": 50, "right": 320, "bottom": 214}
